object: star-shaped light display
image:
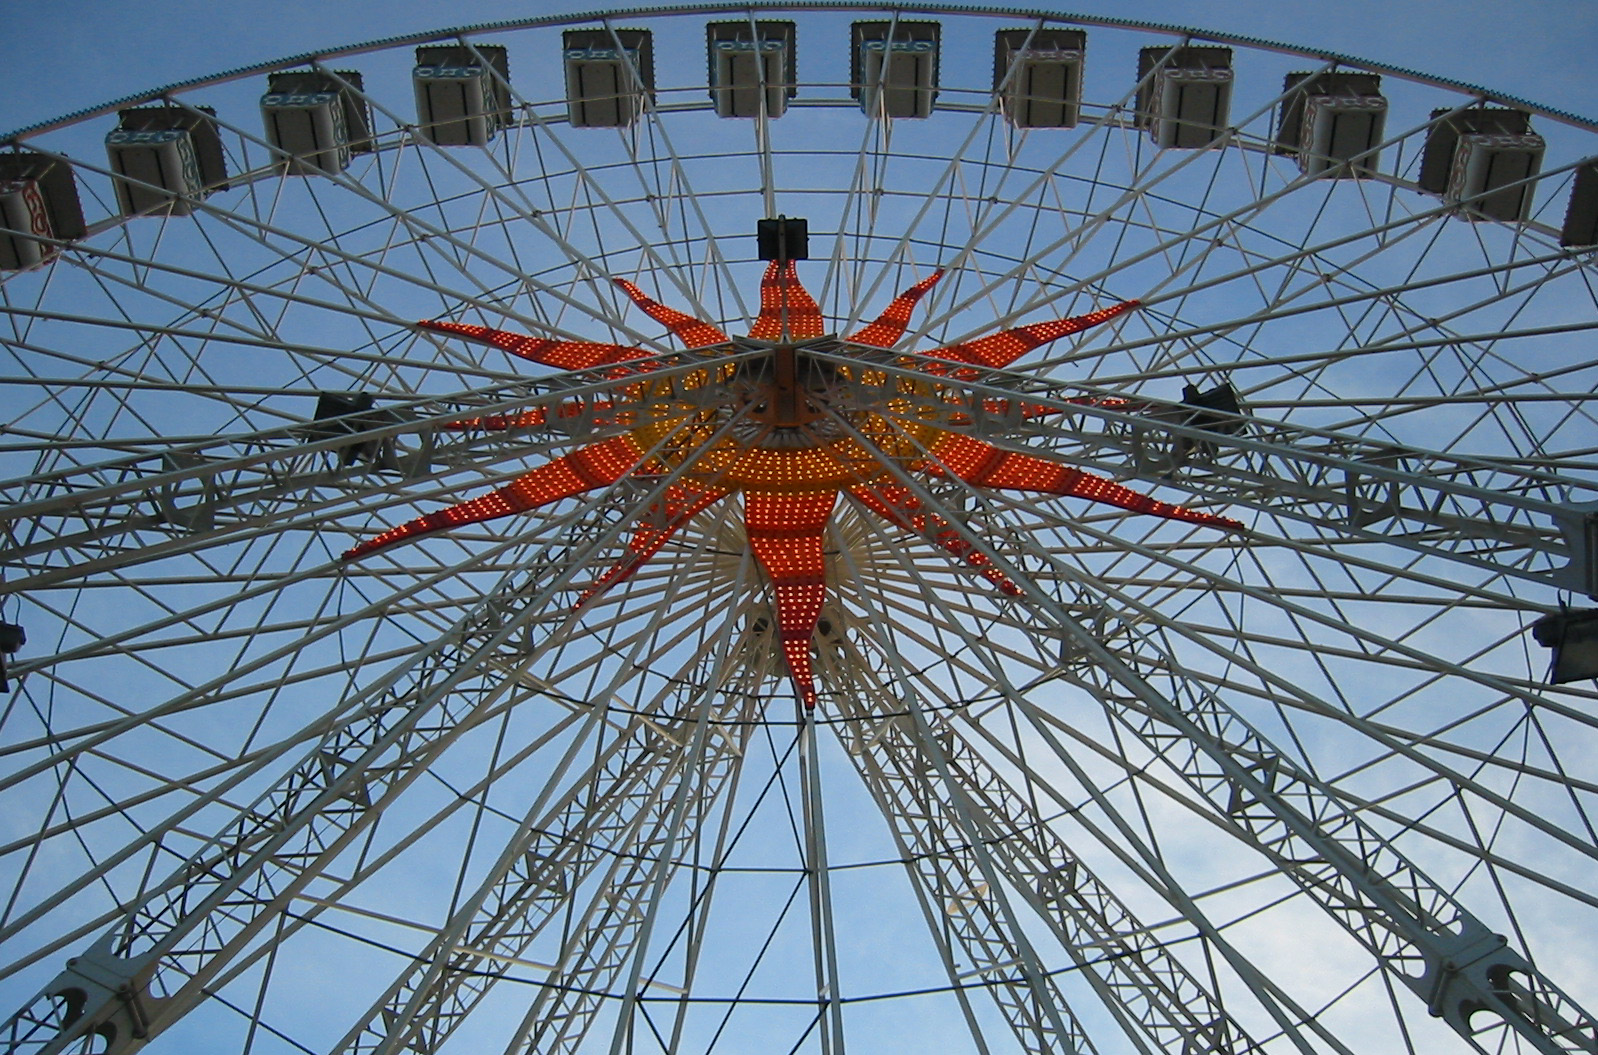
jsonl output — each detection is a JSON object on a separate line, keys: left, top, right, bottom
{"left": 345, "top": 263, "right": 1241, "bottom": 708}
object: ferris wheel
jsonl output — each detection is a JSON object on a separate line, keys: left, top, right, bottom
{"left": 1, "top": 5, "right": 1597, "bottom": 1054}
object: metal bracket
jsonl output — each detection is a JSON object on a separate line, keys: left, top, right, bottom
{"left": 1550, "top": 501, "right": 1598, "bottom": 598}
{"left": 1343, "top": 450, "right": 1406, "bottom": 528}
{"left": 155, "top": 452, "right": 220, "bottom": 532}
{"left": 1410, "top": 917, "right": 1598, "bottom": 1052}
{"left": 37, "top": 938, "right": 163, "bottom": 1055}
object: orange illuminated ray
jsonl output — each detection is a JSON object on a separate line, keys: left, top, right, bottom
{"left": 442, "top": 401, "right": 620, "bottom": 433}
{"left": 614, "top": 278, "right": 731, "bottom": 348}
{"left": 744, "top": 490, "right": 836, "bottom": 709}
{"left": 578, "top": 486, "right": 729, "bottom": 604}
{"left": 924, "top": 433, "right": 1243, "bottom": 530}
{"left": 846, "top": 270, "right": 944, "bottom": 348}
{"left": 750, "top": 261, "right": 825, "bottom": 340}
{"left": 418, "top": 320, "right": 647, "bottom": 373}
{"left": 342, "top": 434, "right": 647, "bottom": 560}
{"left": 849, "top": 484, "right": 1022, "bottom": 597}
{"left": 923, "top": 299, "right": 1140, "bottom": 371}
{"left": 443, "top": 410, "right": 550, "bottom": 431}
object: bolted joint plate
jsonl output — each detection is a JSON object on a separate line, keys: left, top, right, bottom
{"left": 1419, "top": 923, "right": 1598, "bottom": 1053}
{"left": 27, "top": 936, "right": 164, "bottom": 1055}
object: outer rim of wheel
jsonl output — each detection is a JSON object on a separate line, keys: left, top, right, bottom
{"left": 5, "top": 1, "right": 1598, "bottom": 147}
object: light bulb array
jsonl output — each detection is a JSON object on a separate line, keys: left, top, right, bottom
{"left": 848, "top": 269, "right": 944, "bottom": 348}
{"left": 615, "top": 279, "right": 732, "bottom": 349}
{"left": 750, "top": 262, "right": 825, "bottom": 340}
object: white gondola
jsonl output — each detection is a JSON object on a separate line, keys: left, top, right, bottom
{"left": 0, "top": 152, "right": 85, "bottom": 270}
{"left": 414, "top": 46, "right": 509, "bottom": 146}
{"left": 263, "top": 91, "right": 349, "bottom": 173}
{"left": 1419, "top": 108, "right": 1544, "bottom": 221}
{"left": 708, "top": 36, "right": 790, "bottom": 118}
{"left": 565, "top": 46, "right": 645, "bottom": 127}
{"left": 261, "top": 72, "right": 370, "bottom": 174}
{"left": 1299, "top": 93, "right": 1388, "bottom": 176}
{"left": 564, "top": 30, "right": 652, "bottom": 128}
{"left": 104, "top": 107, "right": 225, "bottom": 218}
{"left": 0, "top": 179, "right": 56, "bottom": 271}
{"left": 995, "top": 29, "right": 1085, "bottom": 129}
{"left": 854, "top": 21, "right": 939, "bottom": 119}
{"left": 1448, "top": 131, "right": 1545, "bottom": 221}
{"left": 1277, "top": 72, "right": 1386, "bottom": 177}
{"left": 106, "top": 127, "right": 205, "bottom": 216}
{"left": 1561, "top": 163, "right": 1598, "bottom": 246}
{"left": 1138, "top": 46, "right": 1233, "bottom": 149}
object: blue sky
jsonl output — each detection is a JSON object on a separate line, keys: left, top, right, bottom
{"left": 3, "top": 0, "right": 1596, "bottom": 136}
